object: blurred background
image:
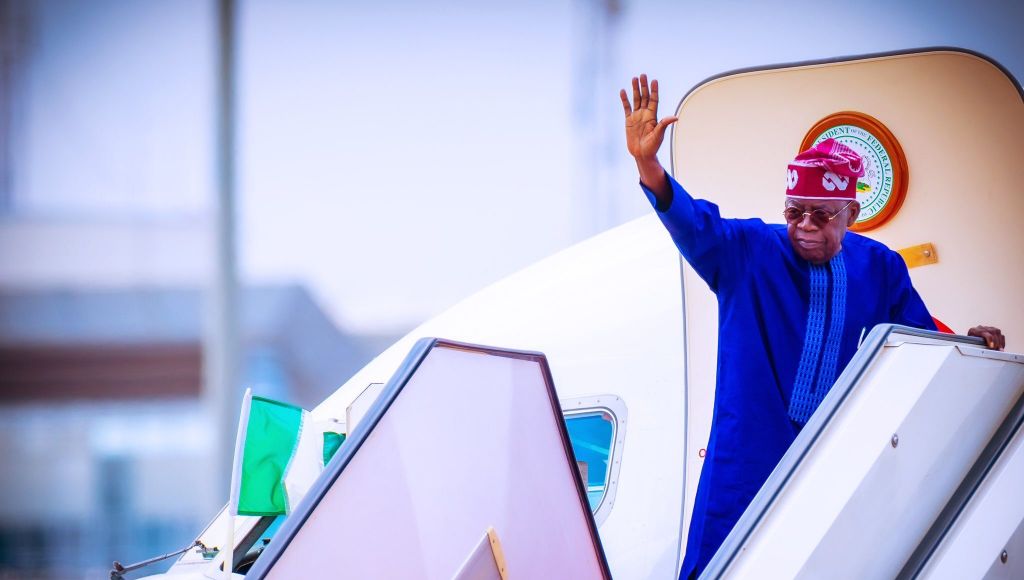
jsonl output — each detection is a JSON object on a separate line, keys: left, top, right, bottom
{"left": 0, "top": 0, "right": 1021, "bottom": 577}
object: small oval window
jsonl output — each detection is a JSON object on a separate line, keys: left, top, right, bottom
{"left": 564, "top": 411, "right": 615, "bottom": 511}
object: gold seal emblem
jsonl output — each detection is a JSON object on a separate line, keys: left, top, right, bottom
{"left": 801, "top": 112, "right": 908, "bottom": 232}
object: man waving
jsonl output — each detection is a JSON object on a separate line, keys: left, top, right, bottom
{"left": 620, "top": 73, "right": 1005, "bottom": 578}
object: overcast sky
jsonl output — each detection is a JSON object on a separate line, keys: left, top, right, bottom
{"left": 7, "top": 0, "right": 1023, "bottom": 333}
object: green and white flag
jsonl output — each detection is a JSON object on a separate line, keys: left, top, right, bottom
{"left": 229, "top": 389, "right": 345, "bottom": 516}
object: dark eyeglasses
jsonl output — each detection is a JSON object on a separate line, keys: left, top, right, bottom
{"left": 783, "top": 200, "right": 855, "bottom": 228}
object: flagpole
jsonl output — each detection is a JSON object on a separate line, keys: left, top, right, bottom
{"left": 212, "top": 0, "right": 239, "bottom": 573}
{"left": 226, "top": 388, "right": 252, "bottom": 579}
{"left": 225, "top": 517, "right": 234, "bottom": 580}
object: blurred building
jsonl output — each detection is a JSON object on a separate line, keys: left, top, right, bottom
{"left": 0, "top": 284, "right": 395, "bottom": 579}
{"left": 0, "top": 1, "right": 396, "bottom": 577}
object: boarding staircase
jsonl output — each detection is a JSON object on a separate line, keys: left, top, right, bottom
{"left": 703, "top": 324, "right": 1024, "bottom": 579}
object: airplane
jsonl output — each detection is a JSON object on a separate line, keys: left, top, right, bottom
{"left": 126, "top": 48, "right": 1024, "bottom": 579}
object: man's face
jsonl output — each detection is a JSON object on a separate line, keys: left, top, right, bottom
{"left": 785, "top": 198, "right": 860, "bottom": 264}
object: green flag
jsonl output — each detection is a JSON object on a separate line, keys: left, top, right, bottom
{"left": 229, "top": 389, "right": 344, "bottom": 516}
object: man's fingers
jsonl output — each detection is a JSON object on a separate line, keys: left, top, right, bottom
{"left": 620, "top": 89, "right": 632, "bottom": 117}
{"left": 640, "top": 73, "right": 650, "bottom": 110}
{"left": 985, "top": 326, "right": 1005, "bottom": 350}
{"left": 654, "top": 116, "right": 678, "bottom": 137}
{"left": 980, "top": 331, "right": 996, "bottom": 350}
{"left": 971, "top": 325, "right": 1006, "bottom": 350}
{"left": 632, "top": 77, "right": 641, "bottom": 112}
{"left": 650, "top": 78, "right": 660, "bottom": 111}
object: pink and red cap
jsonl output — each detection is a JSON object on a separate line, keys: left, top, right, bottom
{"left": 785, "top": 138, "right": 865, "bottom": 201}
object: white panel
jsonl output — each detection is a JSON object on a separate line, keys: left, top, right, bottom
{"left": 917, "top": 423, "right": 1024, "bottom": 579}
{"left": 984, "top": 517, "right": 1024, "bottom": 579}
{"left": 346, "top": 381, "right": 384, "bottom": 432}
{"left": 452, "top": 529, "right": 503, "bottom": 580}
{"left": 722, "top": 341, "right": 1024, "bottom": 578}
{"left": 263, "top": 345, "right": 606, "bottom": 579}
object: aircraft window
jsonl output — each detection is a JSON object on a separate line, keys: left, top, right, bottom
{"left": 234, "top": 515, "right": 284, "bottom": 574}
{"left": 561, "top": 395, "right": 626, "bottom": 527}
{"left": 565, "top": 412, "right": 614, "bottom": 511}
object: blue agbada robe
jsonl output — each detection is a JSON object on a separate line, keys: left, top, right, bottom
{"left": 642, "top": 174, "right": 936, "bottom": 579}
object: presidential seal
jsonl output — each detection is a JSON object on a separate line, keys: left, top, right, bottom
{"left": 800, "top": 112, "right": 908, "bottom": 232}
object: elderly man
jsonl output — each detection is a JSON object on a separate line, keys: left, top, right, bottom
{"left": 620, "top": 74, "right": 1005, "bottom": 579}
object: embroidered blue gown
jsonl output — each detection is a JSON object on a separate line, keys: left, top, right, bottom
{"left": 642, "top": 174, "right": 936, "bottom": 579}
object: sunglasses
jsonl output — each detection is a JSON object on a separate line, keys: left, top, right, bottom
{"left": 783, "top": 200, "right": 855, "bottom": 228}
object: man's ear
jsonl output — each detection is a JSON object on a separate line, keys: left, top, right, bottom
{"left": 846, "top": 202, "right": 861, "bottom": 227}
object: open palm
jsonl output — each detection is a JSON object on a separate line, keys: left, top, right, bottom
{"left": 620, "top": 74, "right": 677, "bottom": 162}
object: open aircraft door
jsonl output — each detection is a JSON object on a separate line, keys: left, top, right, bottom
{"left": 671, "top": 49, "right": 1024, "bottom": 559}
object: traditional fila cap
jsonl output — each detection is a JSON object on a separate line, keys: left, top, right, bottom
{"left": 785, "top": 138, "right": 865, "bottom": 201}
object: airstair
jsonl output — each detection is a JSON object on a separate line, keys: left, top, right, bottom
{"left": 244, "top": 339, "right": 612, "bottom": 579}
{"left": 702, "top": 324, "right": 1024, "bottom": 579}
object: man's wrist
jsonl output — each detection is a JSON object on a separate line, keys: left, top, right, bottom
{"left": 635, "top": 157, "right": 664, "bottom": 184}
{"left": 633, "top": 158, "right": 672, "bottom": 211}
{"left": 636, "top": 158, "right": 670, "bottom": 202}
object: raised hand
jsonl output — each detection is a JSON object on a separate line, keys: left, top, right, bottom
{"left": 620, "top": 74, "right": 678, "bottom": 163}
{"left": 620, "top": 73, "right": 677, "bottom": 199}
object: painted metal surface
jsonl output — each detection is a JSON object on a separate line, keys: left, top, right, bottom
{"left": 247, "top": 340, "right": 609, "bottom": 579}
{"left": 703, "top": 326, "right": 1024, "bottom": 579}
{"left": 910, "top": 408, "right": 1024, "bottom": 579}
